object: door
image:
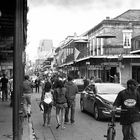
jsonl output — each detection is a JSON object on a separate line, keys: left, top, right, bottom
{"left": 85, "top": 85, "right": 96, "bottom": 113}
{"left": 132, "top": 66, "right": 140, "bottom": 83}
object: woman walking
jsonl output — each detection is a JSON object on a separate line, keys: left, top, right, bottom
{"left": 53, "top": 80, "right": 67, "bottom": 130}
{"left": 41, "top": 81, "right": 53, "bottom": 127}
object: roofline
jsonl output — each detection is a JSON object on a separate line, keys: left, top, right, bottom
{"left": 130, "top": 50, "right": 140, "bottom": 54}
{"left": 82, "top": 20, "right": 140, "bottom": 36}
{"left": 113, "top": 9, "right": 140, "bottom": 20}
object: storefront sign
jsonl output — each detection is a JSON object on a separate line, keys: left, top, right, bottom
{"left": 88, "top": 65, "right": 103, "bottom": 70}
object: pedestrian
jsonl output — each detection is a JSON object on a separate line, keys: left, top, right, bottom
{"left": 0, "top": 74, "right": 9, "bottom": 101}
{"left": 35, "top": 78, "right": 40, "bottom": 93}
{"left": 40, "top": 81, "right": 53, "bottom": 127}
{"left": 64, "top": 75, "right": 78, "bottom": 124}
{"left": 83, "top": 76, "right": 89, "bottom": 89}
{"left": 23, "top": 75, "right": 33, "bottom": 117}
{"left": 113, "top": 74, "right": 119, "bottom": 83}
{"left": 9, "top": 77, "right": 13, "bottom": 107}
{"left": 53, "top": 80, "right": 67, "bottom": 129}
{"left": 90, "top": 76, "right": 95, "bottom": 85}
{"left": 113, "top": 79, "right": 140, "bottom": 140}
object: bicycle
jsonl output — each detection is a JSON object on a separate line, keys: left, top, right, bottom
{"left": 103, "top": 109, "right": 135, "bottom": 140}
{"left": 104, "top": 110, "right": 116, "bottom": 140}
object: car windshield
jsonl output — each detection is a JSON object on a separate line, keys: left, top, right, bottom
{"left": 96, "top": 84, "right": 125, "bottom": 94}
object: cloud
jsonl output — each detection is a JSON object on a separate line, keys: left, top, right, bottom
{"left": 29, "top": 0, "right": 123, "bottom": 10}
{"left": 29, "top": 0, "right": 93, "bottom": 7}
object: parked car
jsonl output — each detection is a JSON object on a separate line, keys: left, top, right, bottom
{"left": 73, "top": 78, "right": 85, "bottom": 92}
{"left": 80, "top": 83, "right": 125, "bottom": 120}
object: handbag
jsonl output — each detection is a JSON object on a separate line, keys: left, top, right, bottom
{"left": 39, "top": 101, "right": 44, "bottom": 111}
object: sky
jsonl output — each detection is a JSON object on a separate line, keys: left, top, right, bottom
{"left": 26, "top": 0, "right": 140, "bottom": 61}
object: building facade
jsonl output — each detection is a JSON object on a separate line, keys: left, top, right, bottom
{"left": 37, "top": 39, "right": 53, "bottom": 59}
{"left": 55, "top": 10, "right": 140, "bottom": 85}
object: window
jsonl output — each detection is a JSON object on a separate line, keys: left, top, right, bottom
{"left": 122, "top": 29, "right": 132, "bottom": 48}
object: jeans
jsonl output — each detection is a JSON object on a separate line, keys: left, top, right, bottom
{"left": 131, "top": 122, "right": 140, "bottom": 140}
{"left": 35, "top": 85, "right": 40, "bottom": 93}
{"left": 23, "top": 94, "right": 31, "bottom": 115}
{"left": 122, "top": 125, "right": 132, "bottom": 140}
{"left": 2, "top": 89, "right": 8, "bottom": 101}
{"left": 122, "top": 122, "right": 140, "bottom": 140}
{"left": 65, "top": 99, "right": 75, "bottom": 123}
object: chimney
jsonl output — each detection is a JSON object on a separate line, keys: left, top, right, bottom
{"left": 106, "top": 17, "right": 110, "bottom": 20}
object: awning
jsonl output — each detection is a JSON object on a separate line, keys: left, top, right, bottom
{"left": 96, "top": 32, "right": 116, "bottom": 38}
{"left": 130, "top": 50, "right": 140, "bottom": 54}
{"left": 74, "top": 39, "right": 88, "bottom": 43}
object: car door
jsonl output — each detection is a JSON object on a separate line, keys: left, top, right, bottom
{"left": 82, "top": 85, "right": 92, "bottom": 111}
{"left": 87, "top": 84, "right": 96, "bottom": 113}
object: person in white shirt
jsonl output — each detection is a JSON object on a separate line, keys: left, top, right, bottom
{"left": 41, "top": 81, "right": 53, "bottom": 127}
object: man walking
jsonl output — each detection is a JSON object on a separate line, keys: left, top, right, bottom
{"left": 35, "top": 78, "right": 40, "bottom": 93}
{"left": 0, "top": 74, "right": 9, "bottom": 101}
{"left": 64, "top": 75, "right": 78, "bottom": 124}
{"left": 113, "top": 79, "right": 140, "bottom": 140}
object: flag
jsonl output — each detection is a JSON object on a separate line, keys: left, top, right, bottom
{"left": 74, "top": 48, "right": 80, "bottom": 60}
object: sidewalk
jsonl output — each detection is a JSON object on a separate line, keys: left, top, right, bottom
{"left": 0, "top": 97, "right": 34, "bottom": 140}
{"left": 31, "top": 92, "right": 55, "bottom": 140}
{"left": 0, "top": 99, "right": 13, "bottom": 140}
{"left": 22, "top": 90, "right": 56, "bottom": 140}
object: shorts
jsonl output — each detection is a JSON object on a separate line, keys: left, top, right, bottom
{"left": 56, "top": 103, "right": 67, "bottom": 109}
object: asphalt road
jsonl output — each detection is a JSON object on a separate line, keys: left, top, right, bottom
{"left": 31, "top": 92, "right": 123, "bottom": 140}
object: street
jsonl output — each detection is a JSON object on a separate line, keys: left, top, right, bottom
{"left": 31, "top": 92, "right": 123, "bottom": 140}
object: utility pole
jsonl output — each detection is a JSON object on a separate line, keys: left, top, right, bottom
{"left": 13, "top": 0, "right": 25, "bottom": 139}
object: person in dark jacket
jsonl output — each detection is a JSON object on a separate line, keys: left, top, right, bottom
{"left": 53, "top": 80, "right": 67, "bottom": 129}
{"left": 64, "top": 75, "right": 78, "bottom": 124}
{"left": 0, "top": 74, "right": 9, "bottom": 101}
{"left": 113, "top": 79, "right": 140, "bottom": 140}
{"left": 35, "top": 78, "right": 40, "bottom": 93}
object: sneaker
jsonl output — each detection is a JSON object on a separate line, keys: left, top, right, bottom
{"left": 56, "top": 124, "right": 60, "bottom": 129}
{"left": 27, "top": 113, "right": 31, "bottom": 117}
{"left": 47, "top": 124, "right": 51, "bottom": 127}
{"left": 71, "top": 121, "right": 75, "bottom": 125}
{"left": 61, "top": 126, "right": 65, "bottom": 130}
{"left": 64, "top": 121, "right": 69, "bottom": 125}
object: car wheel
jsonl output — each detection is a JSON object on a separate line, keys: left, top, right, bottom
{"left": 94, "top": 105, "right": 100, "bottom": 120}
{"left": 80, "top": 100, "right": 85, "bottom": 112}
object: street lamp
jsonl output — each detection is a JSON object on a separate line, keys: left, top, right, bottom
{"left": 118, "top": 54, "right": 123, "bottom": 84}
{"left": 73, "top": 61, "right": 76, "bottom": 78}
{"left": 86, "top": 61, "right": 90, "bottom": 78}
